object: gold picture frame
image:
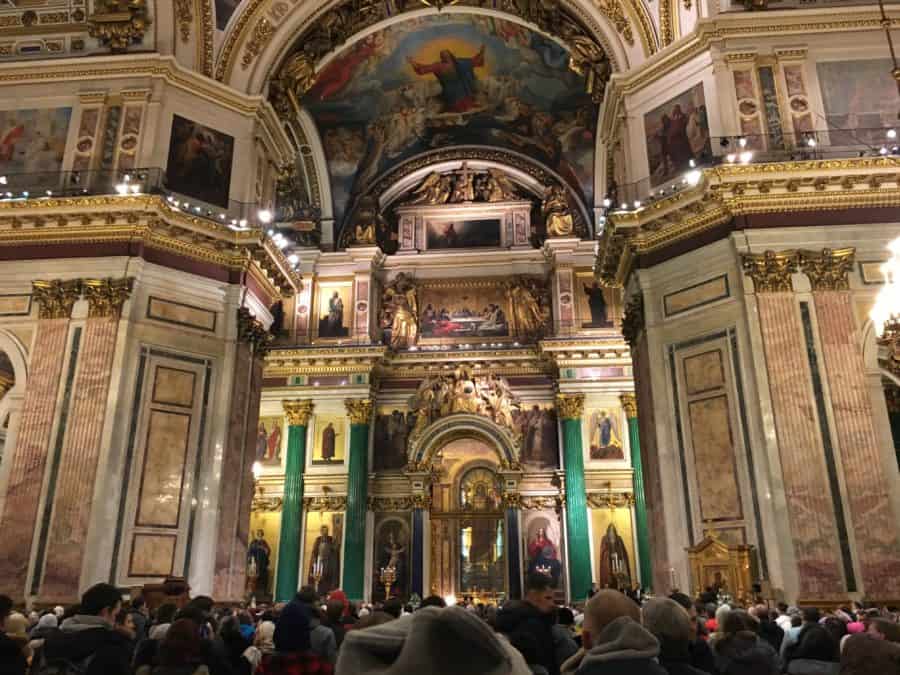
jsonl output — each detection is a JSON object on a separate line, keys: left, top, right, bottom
{"left": 312, "top": 279, "right": 354, "bottom": 342}
{"left": 418, "top": 278, "right": 514, "bottom": 345}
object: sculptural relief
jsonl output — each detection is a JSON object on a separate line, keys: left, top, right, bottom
{"left": 381, "top": 273, "right": 419, "bottom": 350}
{"left": 542, "top": 185, "right": 574, "bottom": 238}
{"left": 506, "top": 276, "right": 551, "bottom": 338}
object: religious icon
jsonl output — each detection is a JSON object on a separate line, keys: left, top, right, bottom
{"left": 598, "top": 522, "right": 632, "bottom": 590}
{"left": 373, "top": 517, "right": 410, "bottom": 602}
{"left": 308, "top": 524, "right": 341, "bottom": 595}
{"left": 319, "top": 290, "right": 347, "bottom": 338}
{"left": 644, "top": 83, "right": 711, "bottom": 188}
{"left": 526, "top": 520, "right": 562, "bottom": 588}
{"left": 312, "top": 416, "right": 345, "bottom": 464}
{"left": 374, "top": 409, "right": 414, "bottom": 471}
{"left": 589, "top": 408, "right": 624, "bottom": 460}
{"left": 256, "top": 417, "right": 283, "bottom": 466}
{"left": 247, "top": 529, "right": 272, "bottom": 596}
{"left": 514, "top": 405, "right": 559, "bottom": 470}
{"left": 165, "top": 115, "right": 235, "bottom": 208}
{"left": 583, "top": 282, "right": 612, "bottom": 327}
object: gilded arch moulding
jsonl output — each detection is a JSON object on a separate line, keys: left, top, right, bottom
{"left": 407, "top": 413, "right": 522, "bottom": 472}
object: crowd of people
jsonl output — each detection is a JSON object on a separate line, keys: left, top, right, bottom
{"left": 1, "top": 573, "right": 898, "bottom": 675}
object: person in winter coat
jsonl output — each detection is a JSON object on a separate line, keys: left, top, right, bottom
{"left": 259, "top": 600, "right": 333, "bottom": 675}
{"left": 667, "top": 593, "right": 715, "bottom": 672}
{"left": 642, "top": 598, "right": 709, "bottom": 675}
{"left": 560, "top": 590, "right": 666, "bottom": 675}
{"left": 336, "top": 605, "right": 530, "bottom": 675}
{"left": 840, "top": 632, "right": 900, "bottom": 675}
{"left": 713, "top": 630, "right": 780, "bottom": 675}
{"left": 495, "top": 573, "right": 560, "bottom": 675}
{"left": 786, "top": 624, "right": 839, "bottom": 675}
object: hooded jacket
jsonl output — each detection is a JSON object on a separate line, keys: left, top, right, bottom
{"left": 335, "top": 605, "right": 532, "bottom": 675}
{"left": 560, "top": 617, "right": 667, "bottom": 675}
{"left": 40, "top": 614, "right": 132, "bottom": 675}
{"left": 494, "top": 601, "right": 557, "bottom": 675}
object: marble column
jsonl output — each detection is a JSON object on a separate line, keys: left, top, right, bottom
{"left": 556, "top": 393, "right": 592, "bottom": 602}
{"left": 213, "top": 309, "right": 270, "bottom": 601}
{"left": 743, "top": 251, "right": 846, "bottom": 599}
{"left": 801, "top": 249, "right": 900, "bottom": 598}
{"left": 342, "top": 397, "right": 373, "bottom": 600}
{"left": 621, "top": 393, "right": 653, "bottom": 590}
{"left": 275, "top": 399, "right": 313, "bottom": 603}
{"left": 40, "top": 278, "right": 133, "bottom": 603}
{"left": 0, "top": 279, "right": 80, "bottom": 601}
{"left": 503, "top": 494, "right": 523, "bottom": 600}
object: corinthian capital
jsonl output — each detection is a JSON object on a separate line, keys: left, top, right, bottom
{"left": 83, "top": 277, "right": 134, "bottom": 317}
{"left": 344, "top": 398, "right": 374, "bottom": 425}
{"left": 31, "top": 279, "right": 82, "bottom": 319}
{"left": 742, "top": 250, "right": 799, "bottom": 293}
{"left": 555, "top": 393, "right": 585, "bottom": 421}
{"left": 283, "top": 399, "right": 314, "bottom": 427}
{"left": 799, "top": 248, "right": 855, "bottom": 291}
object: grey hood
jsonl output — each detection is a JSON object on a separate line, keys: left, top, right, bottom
{"left": 60, "top": 615, "right": 113, "bottom": 633}
{"left": 336, "top": 605, "right": 532, "bottom": 675}
{"left": 562, "top": 617, "right": 660, "bottom": 673}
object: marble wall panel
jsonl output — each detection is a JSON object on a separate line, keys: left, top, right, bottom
{"left": 129, "top": 533, "right": 176, "bottom": 576}
{"left": 40, "top": 317, "right": 118, "bottom": 601}
{"left": 152, "top": 367, "right": 196, "bottom": 408}
{"left": 687, "top": 395, "right": 743, "bottom": 522}
{"left": 0, "top": 295, "right": 32, "bottom": 316}
{"left": 147, "top": 296, "right": 217, "bottom": 332}
{"left": 757, "top": 294, "right": 845, "bottom": 597}
{"left": 664, "top": 275, "right": 729, "bottom": 318}
{"left": 813, "top": 292, "right": 900, "bottom": 597}
{"left": 683, "top": 349, "right": 725, "bottom": 395}
{"left": 0, "top": 318, "right": 69, "bottom": 600}
{"left": 136, "top": 410, "right": 191, "bottom": 528}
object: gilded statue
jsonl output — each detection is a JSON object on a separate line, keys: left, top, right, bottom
{"left": 542, "top": 185, "right": 574, "bottom": 238}
{"left": 381, "top": 273, "right": 419, "bottom": 349}
{"left": 406, "top": 172, "right": 453, "bottom": 206}
{"left": 507, "top": 277, "right": 549, "bottom": 337}
{"left": 450, "top": 164, "right": 476, "bottom": 203}
{"left": 274, "top": 51, "right": 317, "bottom": 115}
{"left": 350, "top": 195, "right": 384, "bottom": 246}
{"left": 478, "top": 168, "right": 520, "bottom": 202}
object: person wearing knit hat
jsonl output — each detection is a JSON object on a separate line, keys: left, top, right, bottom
{"left": 259, "top": 600, "right": 333, "bottom": 674}
{"left": 560, "top": 590, "right": 666, "bottom": 675}
{"left": 336, "top": 605, "right": 531, "bottom": 675}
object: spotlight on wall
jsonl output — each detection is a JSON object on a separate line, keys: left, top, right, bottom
{"left": 738, "top": 137, "right": 748, "bottom": 148}
{"left": 739, "top": 151, "right": 754, "bottom": 164}
{"left": 0, "top": 176, "right": 6, "bottom": 185}
{"left": 889, "top": 128, "right": 898, "bottom": 140}
{"left": 685, "top": 169, "right": 702, "bottom": 186}
{"left": 258, "top": 209, "right": 273, "bottom": 224}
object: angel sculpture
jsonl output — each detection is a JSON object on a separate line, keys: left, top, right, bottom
{"left": 382, "top": 274, "right": 418, "bottom": 349}
{"left": 482, "top": 168, "right": 520, "bottom": 202}
{"left": 406, "top": 172, "right": 453, "bottom": 205}
{"left": 542, "top": 185, "right": 574, "bottom": 238}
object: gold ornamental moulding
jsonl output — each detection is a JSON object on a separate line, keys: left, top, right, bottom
{"left": 264, "top": 345, "right": 387, "bottom": 377}
{"left": 741, "top": 247, "right": 857, "bottom": 293}
{"left": 219, "top": 0, "right": 650, "bottom": 86}
{"left": 586, "top": 491, "right": 635, "bottom": 509}
{"left": 620, "top": 392, "right": 637, "bottom": 419}
{"left": 283, "top": 399, "right": 315, "bottom": 426}
{"left": 345, "top": 397, "right": 375, "bottom": 425}
{"left": 555, "top": 393, "right": 585, "bottom": 420}
{"left": 303, "top": 495, "right": 348, "bottom": 512}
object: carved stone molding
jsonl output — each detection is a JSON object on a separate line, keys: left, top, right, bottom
{"left": 174, "top": 0, "right": 193, "bottom": 43}
{"left": 799, "top": 247, "right": 856, "bottom": 291}
{"left": 242, "top": 17, "right": 275, "bottom": 70}
{"left": 237, "top": 307, "right": 273, "bottom": 356}
{"left": 501, "top": 492, "right": 522, "bottom": 509}
{"left": 345, "top": 398, "right": 374, "bottom": 425}
{"left": 31, "top": 279, "right": 81, "bottom": 319}
{"left": 620, "top": 392, "right": 637, "bottom": 419}
{"left": 82, "top": 277, "right": 134, "bottom": 318}
{"left": 283, "top": 399, "right": 314, "bottom": 426}
{"left": 303, "top": 495, "right": 348, "bottom": 511}
{"left": 621, "top": 293, "right": 644, "bottom": 347}
{"left": 520, "top": 495, "right": 563, "bottom": 511}
{"left": 586, "top": 492, "right": 635, "bottom": 509}
{"left": 88, "top": 0, "right": 152, "bottom": 53}
{"left": 367, "top": 496, "right": 414, "bottom": 512}
{"left": 252, "top": 487, "right": 283, "bottom": 512}
{"left": 742, "top": 250, "right": 799, "bottom": 293}
{"left": 555, "top": 393, "right": 585, "bottom": 421}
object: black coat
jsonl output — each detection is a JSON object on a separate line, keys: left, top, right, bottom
{"left": 0, "top": 633, "right": 27, "bottom": 675}
{"left": 495, "top": 601, "right": 558, "bottom": 675}
{"left": 41, "top": 622, "right": 132, "bottom": 675}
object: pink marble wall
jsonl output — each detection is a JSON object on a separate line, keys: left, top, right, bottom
{"left": 757, "top": 294, "right": 846, "bottom": 598}
{"left": 0, "top": 319, "right": 69, "bottom": 600}
{"left": 813, "top": 291, "right": 900, "bottom": 597}
{"left": 633, "top": 333, "right": 673, "bottom": 593}
{"left": 39, "top": 317, "right": 118, "bottom": 602}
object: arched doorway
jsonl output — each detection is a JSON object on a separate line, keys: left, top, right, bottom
{"left": 428, "top": 437, "right": 509, "bottom": 603}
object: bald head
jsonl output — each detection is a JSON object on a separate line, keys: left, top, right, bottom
{"left": 582, "top": 590, "right": 640, "bottom": 648}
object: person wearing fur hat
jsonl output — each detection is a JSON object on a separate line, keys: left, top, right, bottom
{"left": 560, "top": 590, "right": 666, "bottom": 675}
{"left": 336, "top": 605, "right": 531, "bottom": 675}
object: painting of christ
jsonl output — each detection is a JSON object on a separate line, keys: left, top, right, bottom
{"left": 409, "top": 46, "right": 486, "bottom": 113}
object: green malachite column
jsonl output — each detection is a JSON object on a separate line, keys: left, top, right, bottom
{"left": 622, "top": 393, "right": 652, "bottom": 590}
{"left": 557, "top": 393, "right": 593, "bottom": 603}
{"left": 342, "top": 398, "right": 373, "bottom": 600}
{"left": 275, "top": 400, "right": 314, "bottom": 603}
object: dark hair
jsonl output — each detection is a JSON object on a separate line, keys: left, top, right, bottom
{"left": 155, "top": 603, "right": 178, "bottom": 625}
{"left": 777, "top": 603, "right": 788, "bottom": 613}
{"left": 131, "top": 597, "right": 145, "bottom": 610}
{"left": 722, "top": 609, "right": 758, "bottom": 636}
{"left": 669, "top": 592, "right": 692, "bottom": 611}
{"left": 80, "top": 583, "right": 122, "bottom": 616}
{"left": 115, "top": 609, "right": 129, "bottom": 626}
{"left": 525, "top": 571, "right": 553, "bottom": 593}
{"left": 420, "top": 595, "right": 446, "bottom": 609}
{"left": 801, "top": 607, "right": 821, "bottom": 624}
{"left": 714, "top": 631, "right": 779, "bottom": 675}
{"left": 383, "top": 598, "right": 403, "bottom": 619}
{"left": 794, "top": 624, "right": 838, "bottom": 662}
{"left": 325, "top": 599, "right": 345, "bottom": 621}
{"left": 557, "top": 607, "right": 575, "bottom": 626}
{"left": 159, "top": 618, "right": 204, "bottom": 666}
{"left": 0, "top": 594, "right": 11, "bottom": 620}
{"left": 871, "top": 618, "right": 900, "bottom": 643}
{"left": 791, "top": 615, "right": 802, "bottom": 628}
{"left": 186, "top": 595, "right": 214, "bottom": 613}
{"left": 296, "top": 586, "right": 318, "bottom": 605}
{"left": 821, "top": 616, "right": 847, "bottom": 644}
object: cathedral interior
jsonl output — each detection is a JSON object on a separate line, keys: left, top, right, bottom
{"left": 0, "top": 0, "right": 899, "bottom": 609}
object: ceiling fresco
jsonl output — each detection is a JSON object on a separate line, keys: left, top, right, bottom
{"left": 301, "top": 13, "right": 598, "bottom": 226}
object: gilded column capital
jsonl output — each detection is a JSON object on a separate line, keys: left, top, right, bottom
{"left": 620, "top": 393, "right": 638, "bottom": 419}
{"left": 31, "top": 279, "right": 82, "bottom": 319}
{"left": 283, "top": 400, "right": 314, "bottom": 427}
{"left": 621, "top": 294, "right": 645, "bottom": 347}
{"left": 89, "top": 0, "right": 152, "bottom": 52}
{"left": 742, "top": 250, "right": 799, "bottom": 293}
{"left": 237, "top": 307, "right": 273, "bottom": 356}
{"left": 555, "top": 393, "right": 585, "bottom": 421}
{"left": 799, "top": 248, "right": 856, "bottom": 291}
{"left": 83, "top": 277, "right": 134, "bottom": 318}
{"left": 344, "top": 398, "right": 374, "bottom": 425}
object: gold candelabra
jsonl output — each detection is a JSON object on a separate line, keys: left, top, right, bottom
{"left": 380, "top": 566, "right": 397, "bottom": 599}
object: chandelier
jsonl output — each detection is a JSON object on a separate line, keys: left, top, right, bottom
{"left": 871, "top": 238, "right": 900, "bottom": 375}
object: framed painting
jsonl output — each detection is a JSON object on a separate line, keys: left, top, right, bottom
{"left": 0, "top": 107, "right": 72, "bottom": 175}
{"left": 644, "top": 83, "right": 711, "bottom": 187}
{"left": 311, "top": 414, "right": 346, "bottom": 465}
{"left": 418, "top": 279, "right": 511, "bottom": 343}
{"left": 302, "top": 511, "right": 343, "bottom": 596}
{"left": 425, "top": 218, "right": 501, "bottom": 250}
{"left": 314, "top": 280, "right": 353, "bottom": 340}
{"left": 372, "top": 514, "right": 411, "bottom": 602}
{"left": 373, "top": 407, "right": 413, "bottom": 472}
{"left": 585, "top": 407, "right": 625, "bottom": 461}
{"left": 574, "top": 271, "right": 619, "bottom": 329}
{"left": 514, "top": 404, "right": 559, "bottom": 471}
{"left": 165, "top": 115, "right": 234, "bottom": 208}
{"left": 590, "top": 506, "right": 636, "bottom": 590}
{"left": 248, "top": 510, "right": 280, "bottom": 598}
{"left": 523, "top": 509, "right": 565, "bottom": 590}
{"left": 254, "top": 416, "right": 283, "bottom": 467}
{"left": 816, "top": 59, "right": 900, "bottom": 146}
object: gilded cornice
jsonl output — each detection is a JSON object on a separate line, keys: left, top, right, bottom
{"left": 303, "top": 495, "right": 348, "bottom": 511}
{"left": 264, "top": 345, "right": 387, "bottom": 377}
{"left": 345, "top": 398, "right": 374, "bottom": 425}
{"left": 598, "top": 158, "right": 900, "bottom": 287}
{"left": 283, "top": 399, "right": 314, "bottom": 426}
{"left": 367, "top": 496, "right": 414, "bottom": 512}
{"left": 238, "top": 306, "right": 273, "bottom": 356}
{"left": 539, "top": 339, "right": 631, "bottom": 369}
{"left": 520, "top": 495, "right": 564, "bottom": 511}
{"left": 378, "top": 347, "right": 553, "bottom": 379}
{"left": 742, "top": 250, "right": 799, "bottom": 293}
{"left": 798, "top": 247, "right": 856, "bottom": 291}
{"left": 555, "top": 393, "right": 585, "bottom": 420}
{"left": 0, "top": 195, "right": 301, "bottom": 295}
{"left": 586, "top": 491, "right": 635, "bottom": 509}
